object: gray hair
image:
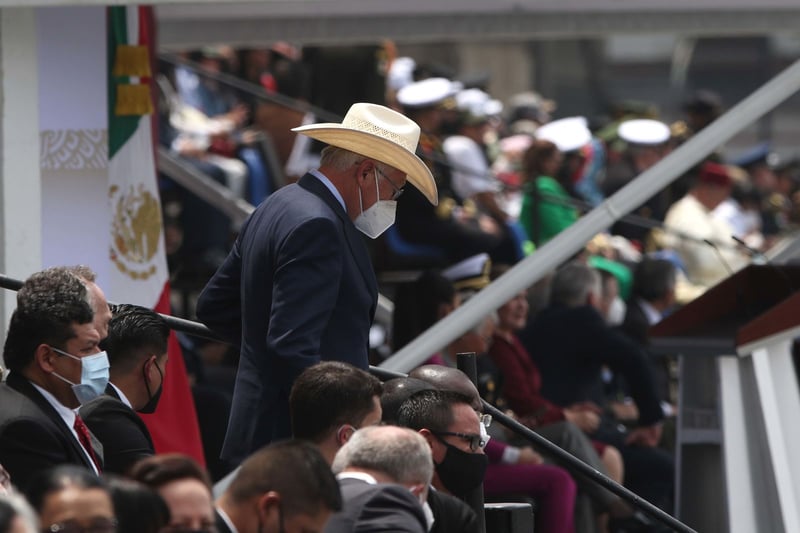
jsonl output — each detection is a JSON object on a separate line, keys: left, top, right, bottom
{"left": 0, "top": 491, "right": 39, "bottom": 533}
{"left": 320, "top": 146, "right": 392, "bottom": 175}
{"left": 332, "top": 425, "right": 433, "bottom": 486}
{"left": 550, "top": 261, "right": 602, "bottom": 308}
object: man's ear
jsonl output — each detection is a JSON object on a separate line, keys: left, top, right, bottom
{"left": 36, "top": 344, "right": 57, "bottom": 373}
{"left": 257, "top": 491, "right": 281, "bottom": 525}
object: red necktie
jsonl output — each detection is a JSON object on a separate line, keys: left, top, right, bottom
{"left": 73, "top": 415, "right": 102, "bottom": 473}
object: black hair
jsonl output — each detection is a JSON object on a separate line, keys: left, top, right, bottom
{"left": 129, "top": 454, "right": 211, "bottom": 492}
{"left": 227, "top": 440, "right": 342, "bottom": 516}
{"left": 102, "top": 304, "right": 170, "bottom": 375}
{"left": 397, "top": 389, "right": 473, "bottom": 433}
{"left": 632, "top": 259, "right": 677, "bottom": 303}
{"left": 380, "top": 377, "right": 436, "bottom": 424}
{"left": 289, "top": 362, "right": 382, "bottom": 443}
{"left": 24, "top": 465, "right": 107, "bottom": 513}
{"left": 106, "top": 476, "right": 170, "bottom": 533}
{"left": 3, "top": 268, "right": 93, "bottom": 372}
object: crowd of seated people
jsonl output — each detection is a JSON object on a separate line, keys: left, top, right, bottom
{"left": 5, "top": 44, "right": 800, "bottom": 533}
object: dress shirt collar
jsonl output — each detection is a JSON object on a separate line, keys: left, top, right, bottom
{"left": 30, "top": 382, "right": 100, "bottom": 474}
{"left": 309, "top": 169, "right": 346, "bottom": 212}
{"left": 109, "top": 382, "right": 132, "bottom": 409}
{"left": 637, "top": 299, "right": 663, "bottom": 325}
{"left": 31, "top": 382, "right": 76, "bottom": 428}
{"left": 336, "top": 471, "right": 378, "bottom": 484}
{"left": 216, "top": 507, "right": 239, "bottom": 533}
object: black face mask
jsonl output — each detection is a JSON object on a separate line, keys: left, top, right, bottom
{"left": 434, "top": 437, "right": 488, "bottom": 497}
{"left": 139, "top": 360, "right": 163, "bottom": 414}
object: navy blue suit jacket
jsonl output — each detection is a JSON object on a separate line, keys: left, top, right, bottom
{"left": 323, "top": 478, "right": 427, "bottom": 533}
{"left": 196, "top": 173, "right": 378, "bottom": 463}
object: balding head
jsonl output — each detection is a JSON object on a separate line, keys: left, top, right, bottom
{"left": 409, "top": 365, "right": 481, "bottom": 410}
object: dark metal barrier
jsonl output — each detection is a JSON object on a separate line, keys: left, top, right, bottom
{"left": 0, "top": 273, "right": 695, "bottom": 532}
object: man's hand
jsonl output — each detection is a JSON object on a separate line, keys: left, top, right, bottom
{"left": 625, "top": 423, "right": 663, "bottom": 447}
{"left": 516, "top": 446, "right": 544, "bottom": 465}
{"left": 564, "top": 408, "right": 600, "bottom": 433}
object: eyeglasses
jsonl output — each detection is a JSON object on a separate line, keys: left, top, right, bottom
{"left": 432, "top": 431, "right": 488, "bottom": 452}
{"left": 375, "top": 166, "right": 404, "bottom": 201}
{"left": 44, "top": 519, "right": 117, "bottom": 533}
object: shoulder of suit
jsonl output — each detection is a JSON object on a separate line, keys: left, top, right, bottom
{"left": 79, "top": 395, "right": 130, "bottom": 418}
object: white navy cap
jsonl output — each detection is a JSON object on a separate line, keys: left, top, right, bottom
{"left": 442, "top": 253, "right": 492, "bottom": 291}
{"left": 535, "top": 116, "right": 591, "bottom": 152}
{"left": 387, "top": 57, "right": 416, "bottom": 91}
{"left": 618, "top": 119, "right": 670, "bottom": 146}
{"left": 397, "top": 77, "right": 460, "bottom": 109}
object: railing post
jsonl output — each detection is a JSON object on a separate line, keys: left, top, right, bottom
{"left": 456, "top": 352, "right": 487, "bottom": 533}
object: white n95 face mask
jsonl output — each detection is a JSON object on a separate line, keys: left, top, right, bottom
{"left": 354, "top": 169, "right": 397, "bottom": 239}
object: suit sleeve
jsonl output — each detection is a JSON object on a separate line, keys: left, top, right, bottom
{"left": 0, "top": 417, "right": 80, "bottom": 489}
{"left": 268, "top": 216, "right": 344, "bottom": 381}
{"left": 196, "top": 237, "right": 245, "bottom": 344}
{"left": 80, "top": 401, "right": 154, "bottom": 475}
{"left": 354, "top": 485, "right": 427, "bottom": 533}
{"left": 589, "top": 310, "right": 664, "bottom": 426}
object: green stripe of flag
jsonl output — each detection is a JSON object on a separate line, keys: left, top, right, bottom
{"left": 108, "top": 6, "right": 140, "bottom": 158}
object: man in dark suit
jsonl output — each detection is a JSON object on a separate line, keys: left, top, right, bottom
{"left": 0, "top": 268, "right": 107, "bottom": 489}
{"left": 80, "top": 304, "right": 170, "bottom": 474}
{"left": 289, "top": 362, "right": 383, "bottom": 466}
{"left": 325, "top": 425, "right": 430, "bottom": 533}
{"left": 214, "top": 440, "right": 341, "bottom": 533}
{"left": 521, "top": 261, "right": 674, "bottom": 511}
{"left": 196, "top": 103, "right": 438, "bottom": 464}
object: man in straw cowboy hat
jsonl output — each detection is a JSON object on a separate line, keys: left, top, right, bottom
{"left": 197, "top": 103, "right": 438, "bottom": 464}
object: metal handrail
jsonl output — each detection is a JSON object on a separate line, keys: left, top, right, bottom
{"left": 0, "top": 272, "right": 694, "bottom": 532}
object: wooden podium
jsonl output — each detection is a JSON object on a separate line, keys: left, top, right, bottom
{"left": 649, "top": 264, "right": 800, "bottom": 533}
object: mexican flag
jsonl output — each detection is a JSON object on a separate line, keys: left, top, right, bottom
{"left": 107, "top": 6, "right": 204, "bottom": 465}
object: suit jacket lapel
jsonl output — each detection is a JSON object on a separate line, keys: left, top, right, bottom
{"left": 298, "top": 174, "right": 378, "bottom": 301}
{"left": 6, "top": 373, "right": 100, "bottom": 470}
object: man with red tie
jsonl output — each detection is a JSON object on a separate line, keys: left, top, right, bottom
{"left": 0, "top": 267, "right": 109, "bottom": 489}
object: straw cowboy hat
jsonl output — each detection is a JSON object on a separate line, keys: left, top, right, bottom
{"left": 292, "top": 103, "right": 438, "bottom": 205}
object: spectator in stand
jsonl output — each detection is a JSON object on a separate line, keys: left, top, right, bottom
{"left": 24, "top": 466, "right": 115, "bottom": 533}
{"left": 106, "top": 477, "right": 170, "bottom": 533}
{"left": 518, "top": 139, "right": 577, "bottom": 247}
{"left": 215, "top": 440, "right": 341, "bottom": 533}
{"left": 522, "top": 262, "right": 674, "bottom": 512}
{"left": 289, "top": 362, "right": 383, "bottom": 465}
{"left": 394, "top": 78, "right": 512, "bottom": 264}
{"left": 130, "top": 454, "right": 216, "bottom": 533}
{"left": 0, "top": 268, "right": 107, "bottom": 488}
{"left": 325, "top": 426, "right": 431, "bottom": 533}
{"left": 80, "top": 305, "right": 170, "bottom": 474}
{"left": 410, "top": 365, "right": 577, "bottom": 533}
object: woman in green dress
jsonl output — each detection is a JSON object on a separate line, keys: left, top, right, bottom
{"left": 519, "top": 139, "right": 578, "bottom": 246}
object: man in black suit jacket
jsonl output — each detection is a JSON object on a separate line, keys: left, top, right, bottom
{"left": 325, "top": 426, "right": 431, "bottom": 533}
{"left": 215, "top": 440, "right": 341, "bottom": 533}
{"left": 0, "top": 268, "right": 106, "bottom": 489}
{"left": 196, "top": 103, "right": 438, "bottom": 463}
{"left": 521, "top": 262, "right": 674, "bottom": 511}
{"left": 81, "top": 304, "right": 170, "bottom": 474}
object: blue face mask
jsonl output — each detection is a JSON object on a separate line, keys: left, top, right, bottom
{"left": 50, "top": 347, "right": 110, "bottom": 404}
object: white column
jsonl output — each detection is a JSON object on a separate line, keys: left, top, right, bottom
{"left": 717, "top": 356, "right": 758, "bottom": 533}
{"left": 0, "top": 7, "right": 41, "bottom": 355}
{"left": 751, "top": 341, "right": 800, "bottom": 532}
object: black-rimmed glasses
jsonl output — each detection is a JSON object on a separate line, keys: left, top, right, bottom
{"left": 375, "top": 166, "right": 404, "bottom": 201}
{"left": 432, "top": 431, "right": 488, "bottom": 452}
